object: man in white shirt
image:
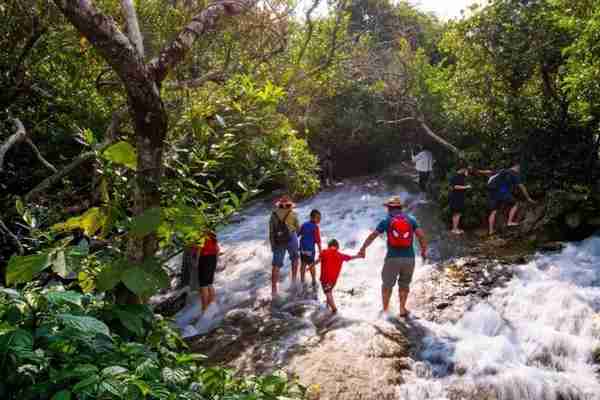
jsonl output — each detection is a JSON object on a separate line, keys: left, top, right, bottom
{"left": 412, "top": 147, "right": 434, "bottom": 192}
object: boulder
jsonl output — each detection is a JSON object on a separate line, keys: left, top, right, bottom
{"left": 224, "top": 308, "right": 261, "bottom": 335}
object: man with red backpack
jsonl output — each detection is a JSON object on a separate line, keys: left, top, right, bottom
{"left": 358, "top": 197, "right": 428, "bottom": 318}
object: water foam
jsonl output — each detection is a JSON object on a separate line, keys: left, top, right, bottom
{"left": 402, "top": 237, "right": 600, "bottom": 399}
{"left": 173, "top": 180, "right": 600, "bottom": 399}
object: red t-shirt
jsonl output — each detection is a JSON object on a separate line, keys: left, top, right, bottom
{"left": 319, "top": 247, "right": 353, "bottom": 285}
{"left": 196, "top": 237, "right": 219, "bottom": 256}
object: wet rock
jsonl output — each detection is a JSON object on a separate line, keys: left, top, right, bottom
{"left": 539, "top": 241, "right": 565, "bottom": 252}
{"left": 368, "top": 335, "right": 409, "bottom": 358}
{"left": 436, "top": 302, "right": 450, "bottom": 310}
{"left": 224, "top": 308, "right": 261, "bottom": 335}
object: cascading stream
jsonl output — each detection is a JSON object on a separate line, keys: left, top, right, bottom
{"left": 172, "top": 179, "right": 600, "bottom": 400}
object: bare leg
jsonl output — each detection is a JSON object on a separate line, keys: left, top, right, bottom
{"left": 309, "top": 264, "right": 317, "bottom": 286}
{"left": 199, "top": 287, "right": 210, "bottom": 313}
{"left": 300, "top": 262, "right": 307, "bottom": 284}
{"left": 488, "top": 210, "right": 497, "bottom": 236}
{"left": 271, "top": 266, "right": 280, "bottom": 297}
{"left": 399, "top": 288, "right": 410, "bottom": 317}
{"left": 507, "top": 204, "right": 519, "bottom": 225}
{"left": 291, "top": 258, "right": 299, "bottom": 286}
{"left": 382, "top": 287, "right": 393, "bottom": 313}
{"left": 451, "top": 213, "right": 463, "bottom": 233}
{"left": 325, "top": 291, "right": 337, "bottom": 313}
{"left": 208, "top": 286, "right": 216, "bottom": 307}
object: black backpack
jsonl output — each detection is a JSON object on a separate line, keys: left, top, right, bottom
{"left": 272, "top": 210, "right": 292, "bottom": 247}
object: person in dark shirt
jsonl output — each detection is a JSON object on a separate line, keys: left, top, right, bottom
{"left": 449, "top": 165, "right": 472, "bottom": 234}
{"left": 483, "top": 163, "right": 536, "bottom": 236}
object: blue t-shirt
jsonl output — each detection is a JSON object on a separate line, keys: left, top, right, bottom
{"left": 376, "top": 212, "right": 419, "bottom": 258}
{"left": 490, "top": 170, "right": 521, "bottom": 200}
{"left": 298, "top": 222, "right": 321, "bottom": 253}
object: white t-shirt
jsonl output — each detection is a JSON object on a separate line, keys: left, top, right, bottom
{"left": 413, "top": 150, "right": 434, "bottom": 172}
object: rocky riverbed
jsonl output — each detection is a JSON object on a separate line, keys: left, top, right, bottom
{"left": 152, "top": 167, "right": 600, "bottom": 400}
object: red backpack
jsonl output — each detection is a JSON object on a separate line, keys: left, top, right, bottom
{"left": 387, "top": 214, "right": 414, "bottom": 248}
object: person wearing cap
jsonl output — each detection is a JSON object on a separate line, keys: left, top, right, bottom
{"left": 269, "top": 195, "right": 301, "bottom": 297}
{"left": 358, "top": 196, "right": 428, "bottom": 318}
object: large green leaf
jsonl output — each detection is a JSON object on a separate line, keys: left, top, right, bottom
{"left": 58, "top": 314, "right": 110, "bottom": 337}
{"left": 103, "top": 141, "right": 137, "bottom": 170}
{"left": 113, "top": 308, "right": 144, "bottom": 337}
{"left": 52, "top": 207, "right": 108, "bottom": 236}
{"left": 51, "top": 390, "right": 72, "bottom": 400}
{"left": 129, "top": 207, "right": 161, "bottom": 238}
{"left": 96, "top": 262, "right": 123, "bottom": 292}
{"left": 0, "top": 328, "right": 33, "bottom": 356}
{"left": 6, "top": 252, "right": 50, "bottom": 285}
{"left": 47, "top": 291, "right": 83, "bottom": 307}
{"left": 121, "top": 261, "right": 169, "bottom": 298}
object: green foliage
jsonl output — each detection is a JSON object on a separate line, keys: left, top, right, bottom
{"left": 102, "top": 142, "right": 138, "bottom": 171}
{"left": 0, "top": 287, "right": 305, "bottom": 400}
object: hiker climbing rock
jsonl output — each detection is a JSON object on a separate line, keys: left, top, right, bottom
{"left": 483, "top": 163, "right": 536, "bottom": 236}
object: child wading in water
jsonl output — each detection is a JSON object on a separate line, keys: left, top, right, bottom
{"left": 314, "top": 239, "right": 362, "bottom": 314}
{"left": 195, "top": 232, "right": 220, "bottom": 314}
{"left": 298, "top": 209, "right": 322, "bottom": 290}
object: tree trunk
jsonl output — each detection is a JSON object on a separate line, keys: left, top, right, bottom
{"left": 52, "top": 0, "right": 253, "bottom": 304}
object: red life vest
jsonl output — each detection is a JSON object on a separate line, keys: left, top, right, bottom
{"left": 387, "top": 214, "right": 413, "bottom": 248}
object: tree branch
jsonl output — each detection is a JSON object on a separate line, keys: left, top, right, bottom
{"left": 0, "top": 217, "right": 24, "bottom": 256}
{"left": 25, "top": 138, "right": 57, "bottom": 173}
{"left": 0, "top": 118, "right": 57, "bottom": 173}
{"left": 121, "top": 0, "right": 144, "bottom": 58}
{"left": 295, "top": 0, "right": 320, "bottom": 65}
{"left": 24, "top": 108, "right": 127, "bottom": 202}
{"left": 0, "top": 119, "right": 28, "bottom": 172}
{"left": 148, "top": 0, "right": 254, "bottom": 83}
{"left": 51, "top": 0, "right": 145, "bottom": 86}
{"left": 378, "top": 117, "right": 461, "bottom": 155}
{"left": 165, "top": 70, "right": 225, "bottom": 90}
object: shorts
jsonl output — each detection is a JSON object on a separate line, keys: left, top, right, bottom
{"left": 300, "top": 249, "right": 316, "bottom": 264}
{"left": 321, "top": 281, "right": 335, "bottom": 293}
{"left": 418, "top": 171, "right": 431, "bottom": 191}
{"left": 198, "top": 255, "right": 217, "bottom": 287}
{"left": 449, "top": 195, "right": 465, "bottom": 214}
{"left": 382, "top": 257, "right": 415, "bottom": 289}
{"left": 272, "top": 233, "right": 299, "bottom": 268}
{"left": 488, "top": 193, "right": 516, "bottom": 211}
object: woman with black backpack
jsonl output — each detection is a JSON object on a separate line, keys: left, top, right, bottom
{"left": 268, "top": 195, "right": 300, "bottom": 299}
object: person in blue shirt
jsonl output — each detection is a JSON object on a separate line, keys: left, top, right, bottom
{"left": 483, "top": 164, "right": 536, "bottom": 236}
{"left": 298, "top": 209, "right": 322, "bottom": 290}
{"left": 358, "top": 197, "right": 428, "bottom": 318}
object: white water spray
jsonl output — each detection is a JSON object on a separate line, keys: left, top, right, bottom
{"left": 171, "top": 180, "right": 600, "bottom": 399}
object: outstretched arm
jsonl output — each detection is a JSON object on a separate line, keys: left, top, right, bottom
{"left": 359, "top": 231, "right": 380, "bottom": 257}
{"left": 453, "top": 184, "right": 471, "bottom": 190}
{"left": 414, "top": 228, "right": 428, "bottom": 259}
{"left": 518, "top": 184, "right": 536, "bottom": 203}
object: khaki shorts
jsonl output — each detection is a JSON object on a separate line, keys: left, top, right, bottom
{"left": 382, "top": 257, "right": 415, "bottom": 289}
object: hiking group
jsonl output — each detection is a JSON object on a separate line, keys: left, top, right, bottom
{"left": 268, "top": 195, "right": 427, "bottom": 318}
{"left": 184, "top": 154, "right": 537, "bottom": 321}
{"left": 448, "top": 162, "right": 536, "bottom": 236}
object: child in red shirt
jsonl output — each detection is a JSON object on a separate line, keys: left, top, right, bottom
{"left": 314, "top": 239, "right": 362, "bottom": 314}
{"left": 193, "top": 232, "right": 220, "bottom": 314}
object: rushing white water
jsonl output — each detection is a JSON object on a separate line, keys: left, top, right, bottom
{"left": 173, "top": 178, "right": 600, "bottom": 399}
{"left": 401, "top": 236, "right": 600, "bottom": 400}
